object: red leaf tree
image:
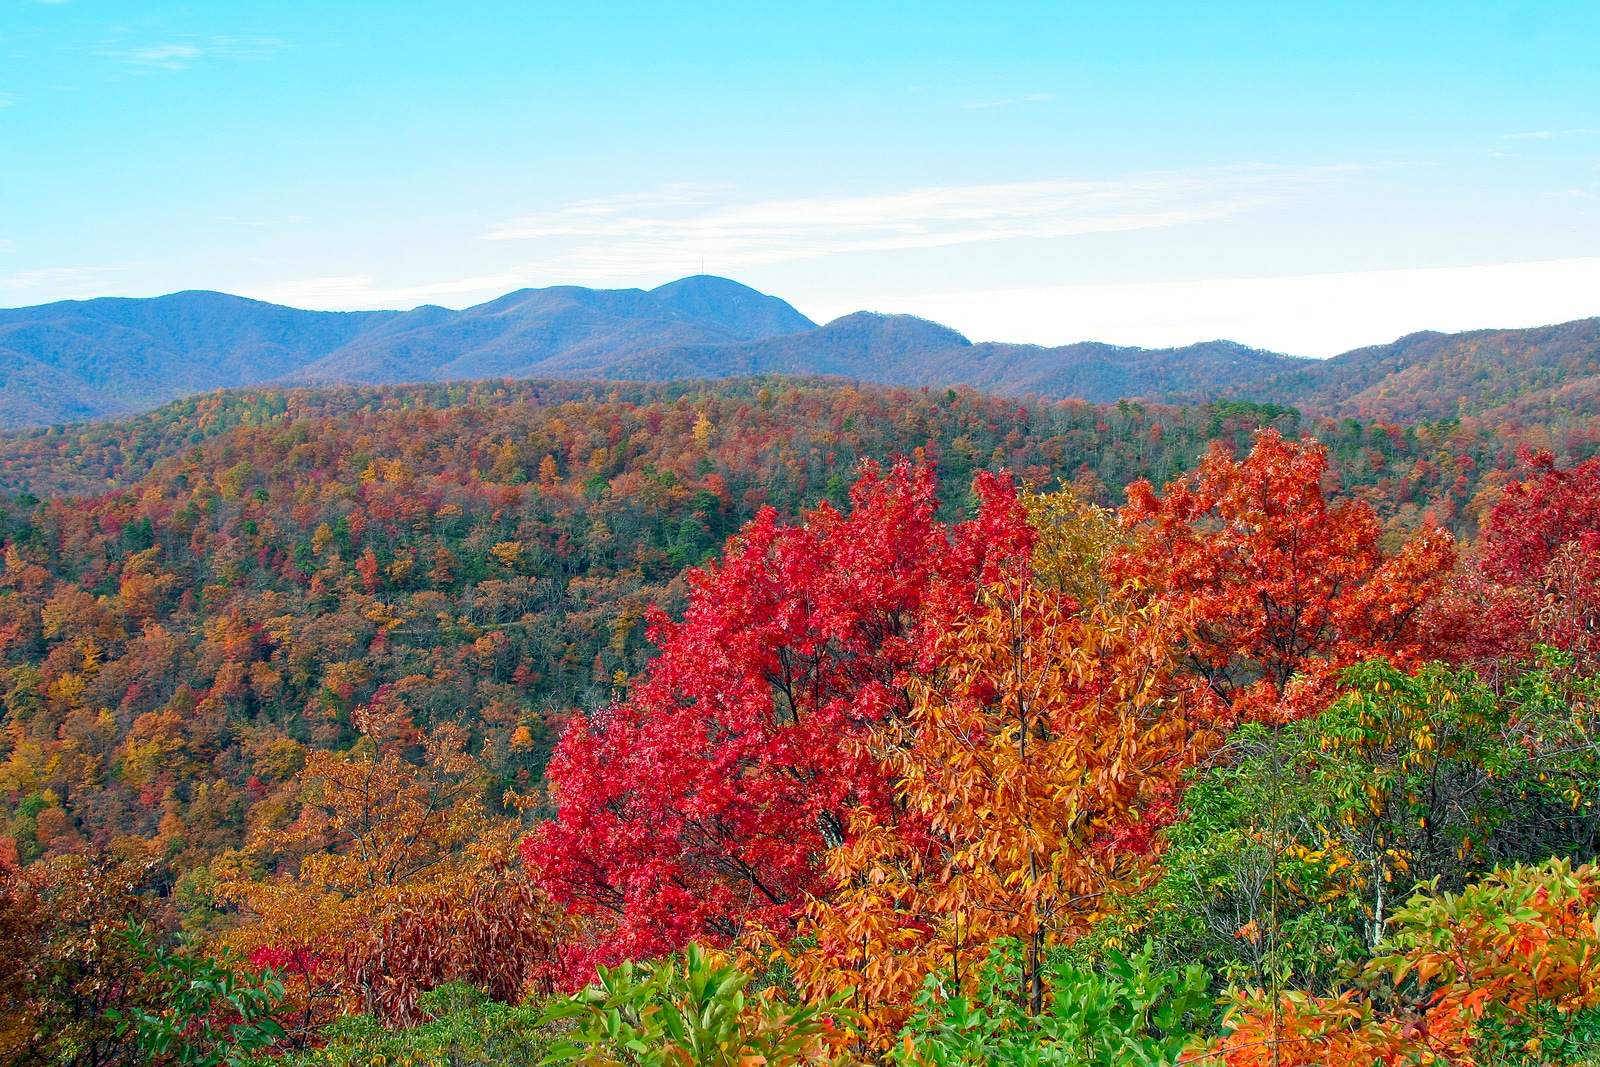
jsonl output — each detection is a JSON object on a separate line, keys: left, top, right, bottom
{"left": 1110, "top": 430, "right": 1456, "bottom": 723}
{"left": 1478, "top": 453, "right": 1600, "bottom": 587}
{"left": 1453, "top": 451, "right": 1600, "bottom": 667}
{"left": 522, "top": 462, "right": 1034, "bottom": 965}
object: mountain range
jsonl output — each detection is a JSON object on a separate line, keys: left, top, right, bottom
{"left": 2, "top": 274, "right": 1598, "bottom": 428}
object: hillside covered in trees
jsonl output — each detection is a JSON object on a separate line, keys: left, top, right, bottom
{"left": 3, "top": 375, "right": 1600, "bottom": 1065}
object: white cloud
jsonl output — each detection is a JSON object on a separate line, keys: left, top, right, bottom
{"left": 0, "top": 266, "right": 125, "bottom": 301}
{"left": 121, "top": 43, "right": 202, "bottom": 70}
{"left": 810, "top": 258, "right": 1600, "bottom": 358}
{"left": 484, "top": 166, "right": 1355, "bottom": 275}
{"left": 1500, "top": 129, "right": 1599, "bottom": 140}
{"left": 207, "top": 36, "right": 284, "bottom": 61}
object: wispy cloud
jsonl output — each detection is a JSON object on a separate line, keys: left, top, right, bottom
{"left": 120, "top": 42, "right": 202, "bottom": 69}
{"left": 964, "top": 92, "right": 1053, "bottom": 109}
{"left": 1501, "top": 129, "right": 1600, "bottom": 140}
{"left": 843, "top": 258, "right": 1600, "bottom": 358}
{"left": 484, "top": 165, "right": 1358, "bottom": 274}
{"left": 0, "top": 266, "right": 125, "bottom": 301}
{"left": 99, "top": 35, "right": 282, "bottom": 72}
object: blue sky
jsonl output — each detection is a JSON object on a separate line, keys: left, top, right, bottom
{"left": 3, "top": 1, "right": 1599, "bottom": 354}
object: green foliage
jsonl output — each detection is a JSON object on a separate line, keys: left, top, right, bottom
{"left": 1505, "top": 647, "right": 1600, "bottom": 823}
{"left": 1098, "top": 660, "right": 1590, "bottom": 994}
{"left": 892, "top": 940, "right": 1209, "bottom": 1067}
{"left": 110, "top": 921, "right": 286, "bottom": 1067}
{"left": 1472, "top": 1002, "right": 1600, "bottom": 1066}
{"left": 541, "top": 944, "right": 848, "bottom": 1067}
{"left": 1098, "top": 743, "right": 1368, "bottom": 992}
{"left": 268, "top": 984, "right": 558, "bottom": 1067}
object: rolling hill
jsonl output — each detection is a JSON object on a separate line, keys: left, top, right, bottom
{"left": 606, "top": 312, "right": 1301, "bottom": 403}
{"left": 1207, "top": 316, "right": 1600, "bottom": 422}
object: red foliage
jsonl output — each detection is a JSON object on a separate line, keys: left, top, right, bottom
{"left": 1478, "top": 452, "right": 1600, "bottom": 586}
{"left": 1444, "top": 451, "right": 1600, "bottom": 667}
{"left": 522, "top": 462, "right": 1034, "bottom": 965}
{"left": 1110, "top": 431, "right": 1456, "bottom": 722}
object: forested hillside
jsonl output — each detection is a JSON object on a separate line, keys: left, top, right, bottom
{"left": 0, "top": 376, "right": 1588, "bottom": 865}
{"left": 3, "top": 375, "right": 1600, "bottom": 1065}
{"left": 1216, "top": 315, "right": 1600, "bottom": 421}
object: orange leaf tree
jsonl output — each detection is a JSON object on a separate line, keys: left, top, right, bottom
{"left": 790, "top": 491, "right": 1209, "bottom": 1041}
{"left": 219, "top": 698, "right": 567, "bottom": 1034}
{"left": 1111, "top": 430, "right": 1456, "bottom": 724}
{"left": 524, "top": 463, "right": 1036, "bottom": 969}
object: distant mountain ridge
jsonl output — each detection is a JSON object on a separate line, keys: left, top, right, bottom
{"left": 0, "top": 276, "right": 817, "bottom": 427}
{"left": 2, "top": 274, "right": 1598, "bottom": 428}
{"left": 0, "top": 275, "right": 1312, "bottom": 427}
{"left": 0, "top": 293, "right": 388, "bottom": 427}
{"left": 601, "top": 312, "right": 1302, "bottom": 405}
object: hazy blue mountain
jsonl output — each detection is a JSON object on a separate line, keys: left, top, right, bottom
{"left": 649, "top": 275, "right": 817, "bottom": 339}
{"left": 5, "top": 275, "right": 1600, "bottom": 430}
{"left": 0, "top": 278, "right": 816, "bottom": 427}
{"left": 1204, "top": 317, "right": 1600, "bottom": 421}
{"left": 606, "top": 312, "right": 1306, "bottom": 402}
{"left": 0, "top": 292, "right": 390, "bottom": 426}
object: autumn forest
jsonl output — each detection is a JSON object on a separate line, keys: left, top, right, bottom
{"left": 4, "top": 374, "right": 1600, "bottom": 1066}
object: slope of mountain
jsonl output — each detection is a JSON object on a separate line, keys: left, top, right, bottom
{"left": 292, "top": 276, "right": 825, "bottom": 385}
{"left": 0, "top": 291, "right": 392, "bottom": 426}
{"left": 0, "top": 376, "right": 1519, "bottom": 890}
{"left": 0, "top": 275, "right": 1305, "bottom": 427}
{"left": 1209, "top": 317, "right": 1600, "bottom": 421}
{"left": 649, "top": 274, "right": 818, "bottom": 339}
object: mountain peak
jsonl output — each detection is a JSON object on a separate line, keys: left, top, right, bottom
{"left": 649, "top": 275, "right": 816, "bottom": 340}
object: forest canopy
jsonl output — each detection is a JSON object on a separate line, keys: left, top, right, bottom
{"left": 2, "top": 375, "right": 1600, "bottom": 1066}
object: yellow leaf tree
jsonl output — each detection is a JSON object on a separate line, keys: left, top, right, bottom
{"left": 788, "top": 491, "right": 1210, "bottom": 1041}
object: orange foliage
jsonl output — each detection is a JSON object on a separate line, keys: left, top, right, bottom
{"left": 790, "top": 492, "right": 1211, "bottom": 1042}
{"left": 1206, "top": 859, "right": 1600, "bottom": 1066}
{"left": 1113, "top": 430, "right": 1456, "bottom": 723}
{"left": 220, "top": 701, "right": 568, "bottom": 1033}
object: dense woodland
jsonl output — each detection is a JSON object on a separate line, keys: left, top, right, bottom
{"left": 3, "top": 375, "right": 1600, "bottom": 1066}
